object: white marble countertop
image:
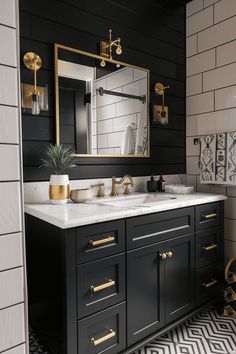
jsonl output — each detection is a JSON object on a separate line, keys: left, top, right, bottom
{"left": 24, "top": 192, "right": 227, "bottom": 229}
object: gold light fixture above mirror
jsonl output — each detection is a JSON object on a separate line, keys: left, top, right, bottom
{"left": 100, "top": 29, "right": 122, "bottom": 67}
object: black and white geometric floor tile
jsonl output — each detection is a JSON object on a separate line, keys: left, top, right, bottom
{"left": 134, "top": 307, "right": 236, "bottom": 354}
{"left": 30, "top": 307, "right": 236, "bottom": 354}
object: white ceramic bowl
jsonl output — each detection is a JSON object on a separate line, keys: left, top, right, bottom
{"left": 165, "top": 184, "right": 194, "bottom": 194}
{"left": 70, "top": 188, "right": 93, "bottom": 203}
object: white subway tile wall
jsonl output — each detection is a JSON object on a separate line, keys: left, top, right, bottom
{"left": 203, "top": 62, "right": 236, "bottom": 91}
{"left": 198, "top": 16, "right": 236, "bottom": 52}
{"left": 214, "top": 0, "right": 236, "bottom": 23}
{"left": 186, "top": 0, "right": 236, "bottom": 259}
{"left": 3, "top": 345, "right": 26, "bottom": 354}
{"left": 187, "top": 5, "right": 214, "bottom": 36}
{"left": 0, "top": 26, "right": 17, "bottom": 67}
{"left": 186, "top": 34, "right": 198, "bottom": 57}
{"left": 0, "top": 233, "right": 23, "bottom": 271}
{"left": 186, "top": 0, "right": 203, "bottom": 17}
{"left": 204, "top": 0, "right": 220, "bottom": 7}
{"left": 186, "top": 74, "right": 203, "bottom": 96}
{"left": 0, "top": 1, "right": 27, "bottom": 353}
{"left": 0, "top": 106, "right": 19, "bottom": 144}
{"left": 0, "top": 0, "right": 16, "bottom": 27}
{"left": 186, "top": 49, "right": 215, "bottom": 76}
{"left": 93, "top": 67, "right": 147, "bottom": 153}
{"left": 0, "top": 268, "right": 24, "bottom": 309}
{"left": 186, "top": 91, "right": 214, "bottom": 115}
{"left": 215, "top": 85, "right": 236, "bottom": 110}
{"left": 216, "top": 40, "right": 236, "bottom": 67}
{"left": 0, "top": 304, "right": 25, "bottom": 352}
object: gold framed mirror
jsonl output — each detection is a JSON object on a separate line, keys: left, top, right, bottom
{"left": 54, "top": 43, "right": 150, "bottom": 158}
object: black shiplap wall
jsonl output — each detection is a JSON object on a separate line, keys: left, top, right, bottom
{"left": 19, "top": 0, "right": 187, "bottom": 182}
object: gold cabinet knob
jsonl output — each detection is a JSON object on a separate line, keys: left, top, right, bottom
{"left": 160, "top": 252, "right": 167, "bottom": 260}
{"left": 166, "top": 251, "right": 173, "bottom": 258}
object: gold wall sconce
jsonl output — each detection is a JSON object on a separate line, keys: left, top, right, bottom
{"left": 22, "top": 52, "right": 48, "bottom": 115}
{"left": 153, "top": 82, "right": 170, "bottom": 125}
{"left": 100, "top": 29, "right": 122, "bottom": 67}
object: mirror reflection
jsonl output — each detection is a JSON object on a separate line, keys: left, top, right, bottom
{"left": 55, "top": 45, "right": 150, "bottom": 157}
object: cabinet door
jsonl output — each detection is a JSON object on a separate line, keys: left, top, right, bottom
{"left": 127, "top": 244, "right": 165, "bottom": 346}
{"left": 165, "top": 234, "right": 194, "bottom": 324}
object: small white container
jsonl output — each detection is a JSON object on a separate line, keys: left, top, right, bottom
{"left": 70, "top": 188, "right": 93, "bottom": 203}
{"left": 49, "top": 174, "right": 70, "bottom": 205}
{"left": 165, "top": 184, "right": 194, "bottom": 194}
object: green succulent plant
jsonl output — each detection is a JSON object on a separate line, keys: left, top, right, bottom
{"left": 41, "top": 144, "right": 77, "bottom": 175}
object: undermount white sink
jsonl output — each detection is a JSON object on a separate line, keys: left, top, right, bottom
{"left": 96, "top": 193, "right": 177, "bottom": 208}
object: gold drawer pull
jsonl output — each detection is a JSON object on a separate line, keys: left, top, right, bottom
{"left": 90, "top": 279, "right": 115, "bottom": 293}
{"left": 203, "top": 244, "right": 218, "bottom": 252}
{"left": 203, "top": 279, "right": 218, "bottom": 288}
{"left": 90, "top": 236, "right": 115, "bottom": 247}
{"left": 204, "top": 213, "right": 217, "bottom": 220}
{"left": 91, "top": 329, "right": 116, "bottom": 346}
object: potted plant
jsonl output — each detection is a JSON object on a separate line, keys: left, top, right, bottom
{"left": 41, "top": 144, "right": 77, "bottom": 204}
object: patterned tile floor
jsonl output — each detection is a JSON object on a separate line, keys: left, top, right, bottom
{"left": 30, "top": 307, "right": 236, "bottom": 354}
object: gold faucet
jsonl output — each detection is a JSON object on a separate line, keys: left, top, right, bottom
{"left": 110, "top": 175, "right": 135, "bottom": 196}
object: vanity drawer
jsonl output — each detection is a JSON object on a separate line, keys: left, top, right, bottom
{"left": 126, "top": 207, "right": 194, "bottom": 250}
{"left": 195, "top": 202, "right": 221, "bottom": 231}
{"left": 196, "top": 228, "right": 222, "bottom": 268}
{"left": 77, "top": 254, "right": 126, "bottom": 318}
{"left": 76, "top": 220, "right": 125, "bottom": 264}
{"left": 196, "top": 264, "right": 223, "bottom": 306}
{"left": 78, "top": 302, "right": 126, "bottom": 354}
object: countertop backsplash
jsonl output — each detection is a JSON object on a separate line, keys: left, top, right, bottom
{"left": 24, "top": 174, "right": 187, "bottom": 203}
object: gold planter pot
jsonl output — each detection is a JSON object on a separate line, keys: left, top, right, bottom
{"left": 49, "top": 175, "right": 70, "bottom": 204}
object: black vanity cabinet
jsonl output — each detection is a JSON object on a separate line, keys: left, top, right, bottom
{"left": 126, "top": 212, "right": 195, "bottom": 346}
{"left": 25, "top": 201, "right": 224, "bottom": 354}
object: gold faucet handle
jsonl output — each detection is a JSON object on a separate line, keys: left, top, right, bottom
{"left": 91, "top": 183, "right": 104, "bottom": 198}
{"left": 123, "top": 183, "right": 132, "bottom": 195}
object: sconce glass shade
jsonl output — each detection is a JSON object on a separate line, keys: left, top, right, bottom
{"left": 32, "top": 93, "right": 40, "bottom": 115}
{"left": 100, "top": 59, "right": 106, "bottom": 67}
{"left": 116, "top": 45, "right": 122, "bottom": 55}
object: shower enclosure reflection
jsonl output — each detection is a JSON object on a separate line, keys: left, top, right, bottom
{"left": 55, "top": 44, "right": 150, "bottom": 157}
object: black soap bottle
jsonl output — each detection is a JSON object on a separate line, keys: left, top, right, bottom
{"left": 147, "top": 175, "right": 157, "bottom": 192}
{"left": 157, "top": 175, "right": 166, "bottom": 192}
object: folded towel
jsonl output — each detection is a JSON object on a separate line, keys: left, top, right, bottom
{"left": 200, "top": 132, "right": 236, "bottom": 184}
{"left": 135, "top": 103, "right": 147, "bottom": 155}
{"left": 120, "top": 124, "right": 135, "bottom": 155}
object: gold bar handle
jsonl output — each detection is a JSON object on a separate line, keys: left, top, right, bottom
{"left": 90, "top": 279, "right": 115, "bottom": 293}
{"left": 203, "top": 279, "right": 218, "bottom": 288}
{"left": 203, "top": 244, "right": 218, "bottom": 252}
{"left": 90, "top": 329, "right": 116, "bottom": 346}
{"left": 90, "top": 236, "right": 115, "bottom": 247}
{"left": 204, "top": 213, "right": 217, "bottom": 220}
